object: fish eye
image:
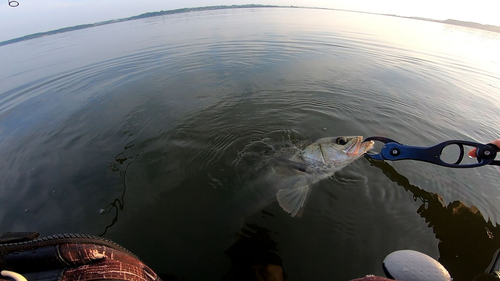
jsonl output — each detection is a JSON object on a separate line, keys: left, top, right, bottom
{"left": 335, "top": 137, "right": 347, "bottom": 145}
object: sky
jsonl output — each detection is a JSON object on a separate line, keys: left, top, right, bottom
{"left": 1, "top": 0, "right": 500, "bottom": 42}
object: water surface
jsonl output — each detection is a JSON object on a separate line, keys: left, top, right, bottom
{"left": 1, "top": 7, "right": 500, "bottom": 281}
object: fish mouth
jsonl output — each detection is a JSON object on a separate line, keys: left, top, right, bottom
{"left": 343, "top": 136, "right": 374, "bottom": 156}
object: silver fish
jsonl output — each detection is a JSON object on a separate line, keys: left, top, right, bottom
{"left": 249, "top": 136, "right": 374, "bottom": 217}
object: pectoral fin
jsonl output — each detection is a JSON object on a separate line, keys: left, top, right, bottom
{"left": 276, "top": 185, "right": 311, "bottom": 217}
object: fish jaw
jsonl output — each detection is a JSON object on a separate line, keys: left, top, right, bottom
{"left": 312, "top": 136, "right": 374, "bottom": 166}
{"left": 342, "top": 136, "right": 374, "bottom": 156}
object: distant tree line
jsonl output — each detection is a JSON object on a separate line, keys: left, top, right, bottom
{"left": 442, "top": 19, "right": 500, "bottom": 33}
{"left": 0, "top": 5, "right": 279, "bottom": 46}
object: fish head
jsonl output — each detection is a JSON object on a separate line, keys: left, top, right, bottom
{"left": 301, "top": 136, "right": 374, "bottom": 170}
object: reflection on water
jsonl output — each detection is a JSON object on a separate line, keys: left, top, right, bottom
{"left": 223, "top": 223, "right": 283, "bottom": 281}
{"left": 368, "top": 158, "right": 500, "bottom": 281}
{"left": 100, "top": 143, "right": 142, "bottom": 236}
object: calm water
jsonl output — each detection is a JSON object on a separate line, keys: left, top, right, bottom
{"left": 1, "top": 7, "right": 500, "bottom": 281}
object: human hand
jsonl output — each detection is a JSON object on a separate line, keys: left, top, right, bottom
{"left": 468, "top": 139, "right": 500, "bottom": 158}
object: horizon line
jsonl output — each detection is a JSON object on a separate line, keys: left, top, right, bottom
{"left": 1, "top": 4, "right": 499, "bottom": 46}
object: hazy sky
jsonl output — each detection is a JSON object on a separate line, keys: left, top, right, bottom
{"left": 1, "top": 0, "right": 499, "bottom": 42}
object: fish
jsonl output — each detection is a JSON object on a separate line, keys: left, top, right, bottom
{"left": 236, "top": 135, "right": 374, "bottom": 217}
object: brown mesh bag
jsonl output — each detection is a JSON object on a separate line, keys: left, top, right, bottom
{"left": 0, "top": 232, "right": 161, "bottom": 281}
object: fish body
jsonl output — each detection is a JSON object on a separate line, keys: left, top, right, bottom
{"left": 249, "top": 136, "right": 374, "bottom": 216}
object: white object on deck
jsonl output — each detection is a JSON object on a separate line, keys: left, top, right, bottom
{"left": 382, "top": 250, "right": 451, "bottom": 281}
{"left": 1, "top": 270, "right": 27, "bottom": 281}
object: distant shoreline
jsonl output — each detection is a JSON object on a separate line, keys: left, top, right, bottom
{"left": 302, "top": 6, "right": 500, "bottom": 34}
{"left": 1, "top": 4, "right": 499, "bottom": 46}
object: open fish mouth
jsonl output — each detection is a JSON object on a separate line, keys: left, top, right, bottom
{"left": 343, "top": 136, "right": 374, "bottom": 156}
